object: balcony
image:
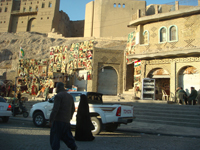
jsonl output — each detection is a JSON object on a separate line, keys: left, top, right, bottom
{"left": 11, "top": 10, "right": 37, "bottom": 16}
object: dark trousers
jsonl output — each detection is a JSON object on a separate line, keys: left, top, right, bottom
{"left": 50, "top": 121, "right": 76, "bottom": 150}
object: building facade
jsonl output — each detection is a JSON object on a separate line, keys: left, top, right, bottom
{"left": 0, "top": 0, "right": 84, "bottom": 37}
{"left": 84, "top": 0, "right": 146, "bottom": 38}
{"left": 127, "top": 1, "right": 200, "bottom": 101}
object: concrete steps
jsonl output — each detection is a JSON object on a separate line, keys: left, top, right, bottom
{"left": 133, "top": 103, "right": 200, "bottom": 128}
{"left": 24, "top": 95, "right": 200, "bottom": 128}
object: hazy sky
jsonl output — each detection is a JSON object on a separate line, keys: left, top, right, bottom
{"left": 60, "top": 0, "right": 198, "bottom": 21}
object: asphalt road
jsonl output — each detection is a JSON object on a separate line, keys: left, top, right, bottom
{"left": 0, "top": 119, "right": 200, "bottom": 150}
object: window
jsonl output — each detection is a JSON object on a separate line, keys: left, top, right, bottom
{"left": 143, "top": 30, "right": 149, "bottom": 45}
{"left": 29, "top": 7, "right": 32, "bottom": 12}
{"left": 118, "top": 3, "right": 121, "bottom": 8}
{"left": 0, "top": 7, "right": 2, "bottom": 13}
{"left": 114, "top": 3, "right": 116, "bottom": 8}
{"left": 5, "top": 7, "right": 7, "bottom": 12}
{"left": 47, "top": 17, "right": 49, "bottom": 19}
{"left": 42, "top": 3, "right": 45, "bottom": 8}
{"left": 49, "top": 2, "right": 52, "bottom": 8}
{"left": 23, "top": 7, "right": 26, "bottom": 12}
{"left": 169, "top": 25, "right": 178, "bottom": 42}
{"left": 0, "top": 97, "right": 6, "bottom": 102}
{"left": 36, "top": 6, "right": 38, "bottom": 11}
{"left": 159, "top": 27, "right": 167, "bottom": 43}
{"left": 123, "top": 4, "right": 125, "bottom": 8}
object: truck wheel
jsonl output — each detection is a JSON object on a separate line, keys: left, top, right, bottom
{"left": 2, "top": 117, "right": 9, "bottom": 123}
{"left": 33, "top": 112, "right": 46, "bottom": 127}
{"left": 91, "top": 117, "right": 101, "bottom": 135}
{"left": 105, "top": 123, "right": 118, "bottom": 132}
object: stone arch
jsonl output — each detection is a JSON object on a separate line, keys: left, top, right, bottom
{"left": 27, "top": 17, "right": 36, "bottom": 32}
{"left": 98, "top": 66, "right": 118, "bottom": 95}
{"left": 177, "top": 65, "right": 199, "bottom": 95}
{"left": 147, "top": 67, "right": 170, "bottom": 78}
{"left": 147, "top": 67, "right": 170, "bottom": 99}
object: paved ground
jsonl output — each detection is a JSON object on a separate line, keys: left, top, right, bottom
{"left": 9, "top": 114, "right": 200, "bottom": 139}
{"left": 1, "top": 119, "right": 200, "bottom": 150}
{"left": 11, "top": 98, "right": 200, "bottom": 139}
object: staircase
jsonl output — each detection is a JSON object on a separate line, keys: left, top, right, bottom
{"left": 24, "top": 95, "right": 200, "bottom": 128}
{"left": 133, "top": 102, "right": 200, "bottom": 128}
{"left": 103, "top": 95, "right": 200, "bottom": 128}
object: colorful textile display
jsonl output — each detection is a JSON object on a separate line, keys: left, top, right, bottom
{"left": 50, "top": 40, "right": 94, "bottom": 78}
{"left": 126, "top": 32, "right": 136, "bottom": 64}
{"left": 134, "top": 60, "right": 141, "bottom": 91}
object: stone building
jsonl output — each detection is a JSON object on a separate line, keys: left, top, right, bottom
{"left": 126, "top": 1, "right": 200, "bottom": 101}
{"left": 92, "top": 47, "right": 124, "bottom": 95}
{"left": 0, "top": 0, "right": 84, "bottom": 37}
{"left": 84, "top": 0, "right": 146, "bottom": 38}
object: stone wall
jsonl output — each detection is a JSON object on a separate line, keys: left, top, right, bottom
{"left": 134, "top": 13, "right": 200, "bottom": 55}
{"left": 84, "top": 0, "right": 146, "bottom": 38}
{"left": 92, "top": 48, "right": 124, "bottom": 94}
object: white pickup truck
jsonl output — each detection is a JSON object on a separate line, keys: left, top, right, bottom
{"left": 29, "top": 92, "right": 135, "bottom": 135}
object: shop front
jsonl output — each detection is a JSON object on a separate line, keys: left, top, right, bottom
{"left": 147, "top": 68, "right": 170, "bottom": 100}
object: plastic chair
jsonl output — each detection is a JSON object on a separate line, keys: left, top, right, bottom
{"left": 162, "top": 90, "right": 169, "bottom": 101}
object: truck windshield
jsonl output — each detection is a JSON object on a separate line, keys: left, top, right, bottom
{"left": 87, "top": 93, "right": 103, "bottom": 104}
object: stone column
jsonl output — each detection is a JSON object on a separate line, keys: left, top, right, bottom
{"left": 155, "top": 5, "right": 158, "bottom": 14}
{"left": 199, "top": 0, "right": 200, "bottom": 6}
{"left": 175, "top": 1, "right": 179, "bottom": 11}
{"left": 137, "top": 9, "right": 140, "bottom": 19}
{"left": 170, "top": 61, "right": 176, "bottom": 102}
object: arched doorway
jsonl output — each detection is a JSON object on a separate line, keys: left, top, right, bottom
{"left": 27, "top": 18, "right": 36, "bottom": 32}
{"left": 178, "top": 66, "right": 199, "bottom": 95}
{"left": 148, "top": 68, "right": 170, "bottom": 100}
{"left": 98, "top": 66, "right": 118, "bottom": 95}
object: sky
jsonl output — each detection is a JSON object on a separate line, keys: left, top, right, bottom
{"left": 60, "top": 0, "right": 198, "bottom": 21}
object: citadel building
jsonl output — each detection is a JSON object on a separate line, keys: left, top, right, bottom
{"left": 0, "top": 0, "right": 84, "bottom": 37}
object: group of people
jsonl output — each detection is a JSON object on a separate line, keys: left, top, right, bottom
{"left": 49, "top": 82, "right": 94, "bottom": 150}
{"left": 176, "top": 86, "right": 198, "bottom": 105}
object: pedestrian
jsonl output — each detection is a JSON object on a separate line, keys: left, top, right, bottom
{"left": 177, "top": 87, "right": 187, "bottom": 105}
{"left": 44, "top": 84, "right": 49, "bottom": 101}
{"left": 49, "top": 82, "right": 77, "bottom": 150}
{"left": 75, "top": 94, "right": 95, "bottom": 141}
{"left": 188, "top": 87, "right": 198, "bottom": 105}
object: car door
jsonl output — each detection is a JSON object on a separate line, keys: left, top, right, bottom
{"left": 0, "top": 97, "right": 8, "bottom": 116}
{"left": 46, "top": 96, "right": 55, "bottom": 119}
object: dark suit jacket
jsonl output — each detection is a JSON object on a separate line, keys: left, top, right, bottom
{"left": 188, "top": 89, "right": 197, "bottom": 101}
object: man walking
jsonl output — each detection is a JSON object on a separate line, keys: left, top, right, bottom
{"left": 50, "top": 82, "right": 77, "bottom": 150}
